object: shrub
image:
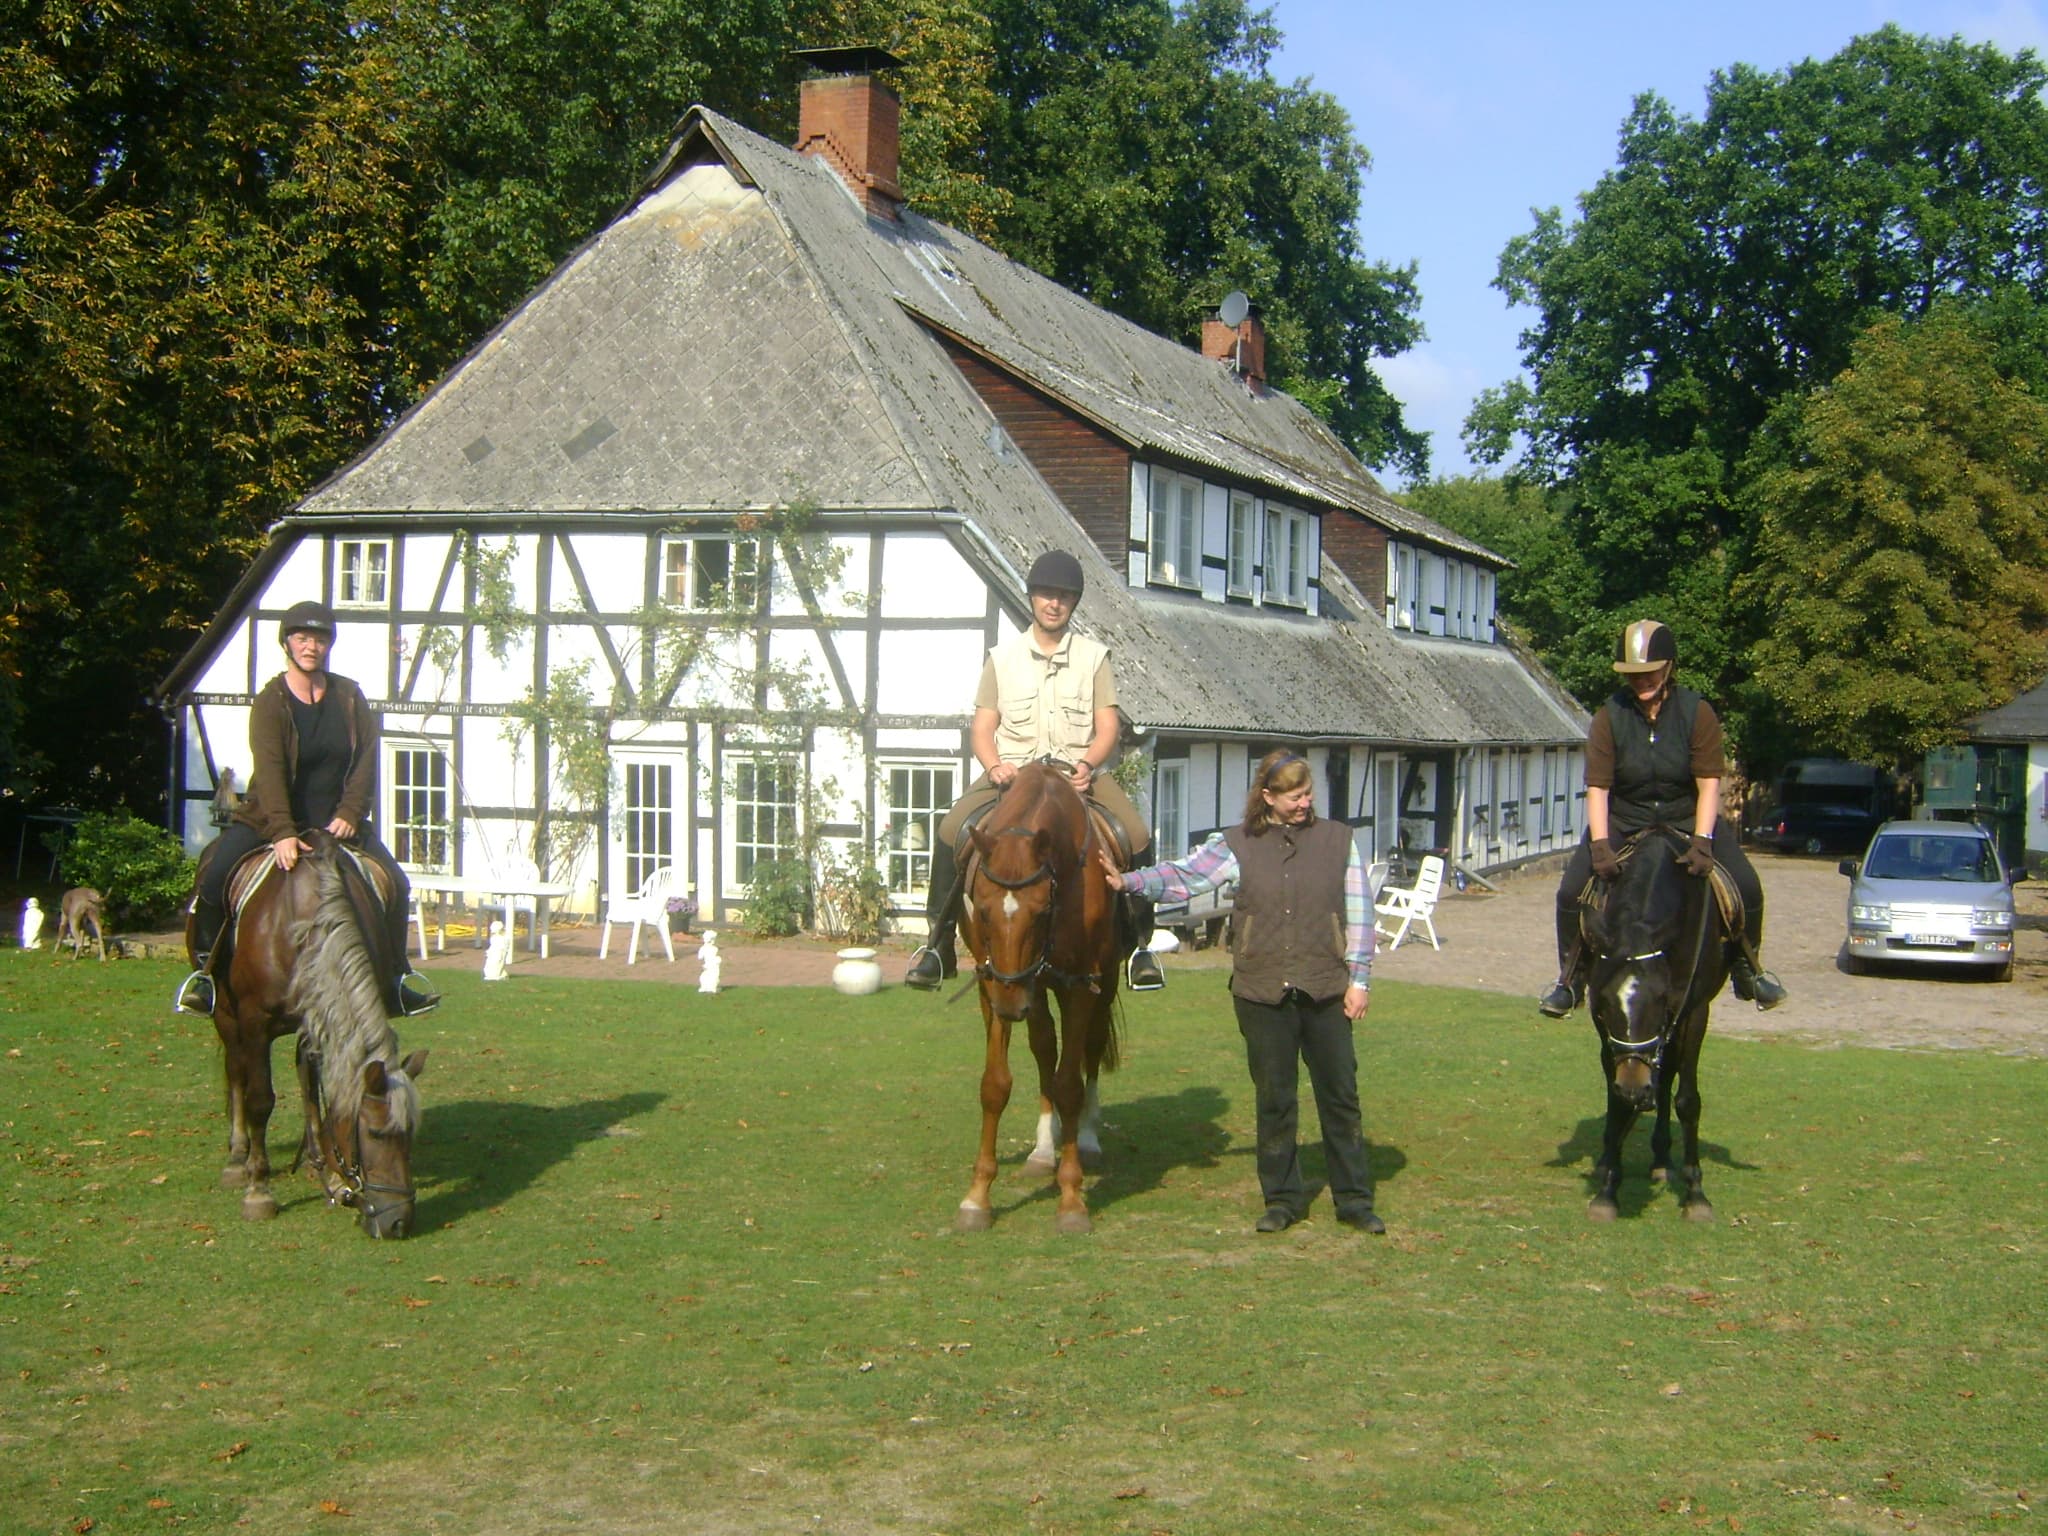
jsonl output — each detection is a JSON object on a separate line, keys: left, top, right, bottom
{"left": 817, "top": 849, "right": 893, "bottom": 945}
{"left": 57, "top": 812, "right": 196, "bottom": 927}
{"left": 742, "top": 857, "right": 809, "bottom": 938}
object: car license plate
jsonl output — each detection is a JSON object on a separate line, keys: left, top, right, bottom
{"left": 1901, "top": 933, "right": 1963, "bottom": 948}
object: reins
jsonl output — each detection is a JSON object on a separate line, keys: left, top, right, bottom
{"left": 967, "top": 806, "right": 1114, "bottom": 996}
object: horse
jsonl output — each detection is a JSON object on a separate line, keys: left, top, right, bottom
{"left": 955, "top": 761, "right": 1125, "bottom": 1234}
{"left": 189, "top": 832, "right": 427, "bottom": 1238}
{"left": 1579, "top": 825, "right": 1730, "bottom": 1223}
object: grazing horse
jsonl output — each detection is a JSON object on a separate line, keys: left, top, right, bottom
{"left": 1580, "top": 826, "right": 1728, "bottom": 1223}
{"left": 956, "top": 762, "right": 1124, "bottom": 1233}
{"left": 189, "top": 832, "right": 426, "bottom": 1238}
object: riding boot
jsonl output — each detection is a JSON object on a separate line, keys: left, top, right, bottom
{"left": 175, "top": 899, "right": 225, "bottom": 1016}
{"left": 906, "top": 837, "right": 961, "bottom": 991}
{"left": 1537, "top": 905, "right": 1584, "bottom": 1018}
{"left": 382, "top": 903, "right": 440, "bottom": 1017}
{"left": 1122, "top": 843, "right": 1165, "bottom": 990}
{"left": 1728, "top": 949, "right": 1788, "bottom": 1010}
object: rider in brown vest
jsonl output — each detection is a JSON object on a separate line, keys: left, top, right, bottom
{"left": 1537, "top": 619, "right": 1786, "bottom": 1017}
{"left": 174, "top": 600, "right": 439, "bottom": 1019}
{"left": 906, "top": 550, "right": 1164, "bottom": 992}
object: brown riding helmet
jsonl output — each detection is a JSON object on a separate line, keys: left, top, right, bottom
{"left": 1612, "top": 619, "right": 1676, "bottom": 675}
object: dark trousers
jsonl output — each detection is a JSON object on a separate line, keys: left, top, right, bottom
{"left": 1553, "top": 822, "right": 1765, "bottom": 967}
{"left": 1234, "top": 989, "right": 1375, "bottom": 1217}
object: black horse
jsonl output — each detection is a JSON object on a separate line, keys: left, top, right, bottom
{"left": 1578, "top": 826, "right": 1729, "bottom": 1222}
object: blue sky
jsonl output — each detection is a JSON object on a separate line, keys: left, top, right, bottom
{"left": 1264, "top": 0, "right": 2048, "bottom": 486}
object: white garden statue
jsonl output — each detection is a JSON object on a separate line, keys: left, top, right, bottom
{"left": 697, "top": 929, "right": 722, "bottom": 995}
{"left": 482, "top": 918, "right": 512, "bottom": 982}
{"left": 19, "top": 897, "right": 44, "bottom": 951}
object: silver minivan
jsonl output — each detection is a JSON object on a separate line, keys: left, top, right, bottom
{"left": 1839, "top": 820, "right": 2020, "bottom": 980}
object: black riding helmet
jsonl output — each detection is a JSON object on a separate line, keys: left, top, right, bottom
{"left": 1026, "top": 549, "right": 1085, "bottom": 597}
{"left": 278, "top": 599, "right": 338, "bottom": 644}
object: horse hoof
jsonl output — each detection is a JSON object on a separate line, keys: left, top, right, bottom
{"left": 1587, "top": 1197, "right": 1619, "bottom": 1223}
{"left": 241, "top": 1191, "right": 278, "bottom": 1221}
{"left": 1023, "top": 1153, "right": 1056, "bottom": 1176}
{"left": 954, "top": 1204, "right": 993, "bottom": 1234}
{"left": 218, "top": 1165, "right": 248, "bottom": 1191}
{"left": 1054, "top": 1208, "right": 1093, "bottom": 1235}
{"left": 1683, "top": 1200, "right": 1716, "bottom": 1224}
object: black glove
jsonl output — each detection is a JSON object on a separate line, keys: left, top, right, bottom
{"left": 1679, "top": 833, "right": 1714, "bottom": 878}
{"left": 1589, "top": 836, "right": 1620, "bottom": 882}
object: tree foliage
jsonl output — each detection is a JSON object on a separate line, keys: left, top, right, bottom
{"left": 1466, "top": 26, "right": 2048, "bottom": 748}
{"left": 1738, "top": 310, "right": 2048, "bottom": 767}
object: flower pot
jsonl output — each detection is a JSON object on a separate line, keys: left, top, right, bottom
{"left": 832, "top": 947, "right": 883, "bottom": 997}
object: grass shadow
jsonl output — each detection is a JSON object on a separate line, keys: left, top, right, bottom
{"left": 415, "top": 1091, "right": 666, "bottom": 1229}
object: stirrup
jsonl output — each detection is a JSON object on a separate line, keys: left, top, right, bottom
{"left": 1126, "top": 949, "right": 1165, "bottom": 991}
{"left": 174, "top": 969, "right": 216, "bottom": 1017}
{"left": 905, "top": 944, "right": 952, "bottom": 991}
{"left": 1536, "top": 979, "right": 1577, "bottom": 1018}
{"left": 396, "top": 971, "right": 440, "bottom": 1017}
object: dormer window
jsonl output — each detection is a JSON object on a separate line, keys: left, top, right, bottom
{"left": 1387, "top": 539, "right": 1497, "bottom": 640}
{"left": 1133, "top": 465, "right": 1319, "bottom": 615}
{"left": 1148, "top": 469, "right": 1201, "bottom": 589}
{"left": 1263, "top": 504, "right": 1311, "bottom": 608}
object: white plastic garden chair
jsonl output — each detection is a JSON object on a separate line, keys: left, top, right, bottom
{"left": 598, "top": 866, "right": 679, "bottom": 964}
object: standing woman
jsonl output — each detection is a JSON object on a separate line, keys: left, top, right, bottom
{"left": 1103, "top": 750, "right": 1383, "bottom": 1234}
{"left": 174, "top": 601, "right": 439, "bottom": 1018}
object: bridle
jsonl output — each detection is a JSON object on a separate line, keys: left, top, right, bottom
{"left": 1590, "top": 827, "right": 1710, "bottom": 1068}
{"left": 301, "top": 1046, "right": 414, "bottom": 1227}
{"left": 969, "top": 827, "right": 1107, "bottom": 994}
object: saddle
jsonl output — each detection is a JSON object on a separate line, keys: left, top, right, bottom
{"left": 950, "top": 793, "right": 1131, "bottom": 865}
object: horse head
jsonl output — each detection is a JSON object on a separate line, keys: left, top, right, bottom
{"left": 343, "top": 1048, "right": 429, "bottom": 1239}
{"left": 967, "top": 813, "right": 1058, "bottom": 1021}
{"left": 1584, "top": 829, "right": 1712, "bottom": 1113}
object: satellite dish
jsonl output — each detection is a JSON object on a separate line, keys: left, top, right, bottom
{"left": 1219, "top": 290, "right": 1250, "bottom": 327}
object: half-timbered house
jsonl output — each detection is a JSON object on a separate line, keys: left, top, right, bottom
{"left": 157, "top": 53, "right": 1588, "bottom": 926}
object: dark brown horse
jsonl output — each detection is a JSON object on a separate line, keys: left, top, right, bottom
{"left": 189, "top": 832, "right": 426, "bottom": 1238}
{"left": 956, "top": 762, "right": 1124, "bottom": 1234}
{"left": 1580, "top": 826, "right": 1727, "bottom": 1223}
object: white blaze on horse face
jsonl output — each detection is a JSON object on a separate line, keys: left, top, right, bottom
{"left": 1002, "top": 891, "right": 1020, "bottom": 920}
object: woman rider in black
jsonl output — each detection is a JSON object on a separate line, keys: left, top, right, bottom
{"left": 1537, "top": 619, "right": 1786, "bottom": 1017}
{"left": 174, "top": 600, "right": 438, "bottom": 1018}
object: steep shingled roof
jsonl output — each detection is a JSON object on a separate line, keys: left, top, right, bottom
{"left": 294, "top": 106, "right": 1582, "bottom": 747}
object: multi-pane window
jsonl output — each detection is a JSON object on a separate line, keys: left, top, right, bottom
{"left": 388, "top": 744, "right": 452, "bottom": 872}
{"left": 1153, "top": 760, "right": 1187, "bottom": 858}
{"left": 662, "top": 536, "right": 761, "bottom": 610}
{"left": 732, "top": 756, "right": 799, "bottom": 885}
{"left": 884, "top": 762, "right": 955, "bottom": 897}
{"left": 618, "top": 758, "right": 675, "bottom": 894}
{"left": 1148, "top": 470, "right": 1200, "bottom": 588}
{"left": 1262, "top": 505, "right": 1309, "bottom": 606}
{"left": 1226, "top": 493, "right": 1257, "bottom": 596}
{"left": 338, "top": 539, "right": 390, "bottom": 607}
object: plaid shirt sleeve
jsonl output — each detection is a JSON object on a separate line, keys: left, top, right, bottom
{"left": 1118, "top": 831, "right": 1238, "bottom": 904}
{"left": 1345, "top": 837, "right": 1375, "bottom": 991}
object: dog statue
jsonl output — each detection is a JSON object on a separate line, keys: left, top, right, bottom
{"left": 55, "top": 887, "right": 106, "bottom": 962}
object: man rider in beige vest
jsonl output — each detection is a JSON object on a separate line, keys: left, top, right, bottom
{"left": 905, "top": 549, "right": 1165, "bottom": 992}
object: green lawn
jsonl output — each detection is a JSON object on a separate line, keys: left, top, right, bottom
{"left": 2, "top": 955, "right": 2043, "bottom": 1534}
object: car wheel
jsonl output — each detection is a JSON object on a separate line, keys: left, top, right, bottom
{"left": 1803, "top": 835, "right": 1826, "bottom": 855}
{"left": 1995, "top": 958, "right": 2014, "bottom": 983}
{"left": 1842, "top": 950, "right": 1867, "bottom": 976}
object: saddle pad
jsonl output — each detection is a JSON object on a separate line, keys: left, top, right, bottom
{"left": 953, "top": 794, "right": 1132, "bottom": 864}
{"left": 223, "top": 843, "right": 397, "bottom": 919}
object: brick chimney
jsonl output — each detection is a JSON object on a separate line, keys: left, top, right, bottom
{"left": 1202, "top": 307, "right": 1267, "bottom": 388}
{"left": 793, "top": 46, "right": 905, "bottom": 221}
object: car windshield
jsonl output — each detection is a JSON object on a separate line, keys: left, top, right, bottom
{"left": 1862, "top": 834, "right": 2000, "bottom": 883}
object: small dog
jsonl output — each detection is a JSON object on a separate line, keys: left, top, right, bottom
{"left": 55, "top": 887, "right": 106, "bottom": 962}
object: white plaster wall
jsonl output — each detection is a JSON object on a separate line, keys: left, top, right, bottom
{"left": 561, "top": 532, "right": 645, "bottom": 611}
{"left": 270, "top": 540, "right": 325, "bottom": 604}
{"left": 876, "top": 531, "right": 985, "bottom": 618}
{"left": 401, "top": 533, "right": 456, "bottom": 609}
{"left": 876, "top": 629, "right": 983, "bottom": 717}
{"left": 875, "top": 727, "right": 964, "bottom": 754}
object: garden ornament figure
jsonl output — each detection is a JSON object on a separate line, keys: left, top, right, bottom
{"left": 20, "top": 897, "right": 44, "bottom": 951}
{"left": 482, "top": 919, "right": 512, "bottom": 982}
{"left": 698, "top": 930, "right": 722, "bottom": 994}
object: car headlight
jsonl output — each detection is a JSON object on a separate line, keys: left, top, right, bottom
{"left": 1850, "top": 904, "right": 1891, "bottom": 925}
{"left": 1973, "top": 908, "right": 2014, "bottom": 929}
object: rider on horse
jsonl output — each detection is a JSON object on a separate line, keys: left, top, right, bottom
{"left": 174, "top": 600, "right": 439, "bottom": 1019}
{"left": 1538, "top": 618, "right": 1786, "bottom": 1018}
{"left": 905, "top": 549, "right": 1164, "bottom": 993}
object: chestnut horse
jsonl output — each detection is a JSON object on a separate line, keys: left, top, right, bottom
{"left": 1580, "top": 826, "right": 1728, "bottom": 1223}
{"left": 956, "top": 762, "right": 1125, "bottom": 1234}
{"left": 190, "top": 832, "right": 427, "bottom": 1238}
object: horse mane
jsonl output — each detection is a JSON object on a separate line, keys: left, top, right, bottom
{"left": 284, "top": 853, "right": 419, "bottom": 1135}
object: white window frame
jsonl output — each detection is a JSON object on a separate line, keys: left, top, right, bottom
{"left": 1226, "top": 492, "right": 1257, "bottom": 597}
{"left": 611, "top": 752, "right": 682, "bottom": 896}
{"left": 881, "top": 759, "right": 956, "bottom": 899}
{"left": 661, "top": 535, "right": 762, "bottom": 611}
{"left": 728, "top": 753, "right": 800, "bottom": 891}
{"left": 1263, "top": 503, "right": 1310, "bottom": 608}
{"left": 386, "top": 740, "right": 453, "bottom": 873}
{"left": 1389, "top": 543, "right": 1416, "bottom": 630}
{"left": 338, "top": 538, "right": 391, "bottom": 608}
{"left": 1153, "top": 759, "right": 1188, "bottom": 858}
{"left": 1148, "top": 469, "right": 1201, "bottom": 589}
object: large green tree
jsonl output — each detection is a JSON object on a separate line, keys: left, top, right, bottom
{"left": 1466, "top": 26, "right": 2048, "bottom": 742}
{"left": 1738, "top": 309, "right": 2048, "bottom": 767}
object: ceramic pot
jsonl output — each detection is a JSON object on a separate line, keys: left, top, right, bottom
{"left": 832, "top": 946, "right": 883, "bottom": 996}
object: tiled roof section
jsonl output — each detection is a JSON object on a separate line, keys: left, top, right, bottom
{"left": 301, "top": 165, "right": 931, "bottom": 514}
{"left": 1967, "top": 678, "right": 2048, "bottom": 741}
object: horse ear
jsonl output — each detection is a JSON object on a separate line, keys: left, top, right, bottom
{"left": 360, "top": 1059, "right": 389, "bottom": 1098}
{"left": 968, "top": 825, "right": 995, "bottom": 860}
{"left": 401, "top": 1049, "right": 429, "bottom": 1081}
